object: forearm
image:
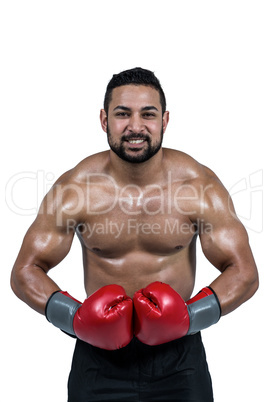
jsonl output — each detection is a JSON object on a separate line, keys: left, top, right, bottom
{"left": 209, "top": 263, "right": 259, "bottom": 316}
{"left": 11, "top": 264, "right": 60, "bottom": 315}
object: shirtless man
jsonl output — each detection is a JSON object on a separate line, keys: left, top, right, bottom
{"left": 11, "top": 67, "right": 258, "bottom": 401}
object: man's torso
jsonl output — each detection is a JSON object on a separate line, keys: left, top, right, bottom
{"left": 55, "top": 148, "right": 214, "bottom": 299}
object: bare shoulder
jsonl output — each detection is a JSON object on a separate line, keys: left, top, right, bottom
{"left": 163, "top": 148, "right": 231, "bottom": 217}
{"left": 54, "top": 151, "right": 110, "bottom": 186}
{"left": 164, "top": 148, "right": 221, "bottom": 184}
{"left": 39, "top": 151, "right": 110, "bottom": 221}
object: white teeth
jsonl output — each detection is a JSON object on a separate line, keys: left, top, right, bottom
{"left": 128, "top": 140, "right": 144, "bottom": 144}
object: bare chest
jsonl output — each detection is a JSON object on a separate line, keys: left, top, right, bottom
{"left": 74, "top": 182, "right": 198, "bottom": 257}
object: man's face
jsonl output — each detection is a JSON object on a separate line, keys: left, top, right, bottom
{"left": 100, "top": 85, "right": 169, "bottom": 163}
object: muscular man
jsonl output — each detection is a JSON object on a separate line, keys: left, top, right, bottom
{"left": 11, "top": 68, "right": 258, "bottom": 401}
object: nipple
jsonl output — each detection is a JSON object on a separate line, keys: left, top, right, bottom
{"left": 175, "top": 245, "right": 183, "bottom": 251}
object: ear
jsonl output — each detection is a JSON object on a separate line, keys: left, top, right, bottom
{"left": 162, "top": 111, "right": 169, "bottom": 134}
{"left": 100, "top": 109, "right": 108, "bottom": 133}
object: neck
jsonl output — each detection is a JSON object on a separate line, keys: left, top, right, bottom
{"left": 108, "top": 148, "right": 165, "bottom": 186}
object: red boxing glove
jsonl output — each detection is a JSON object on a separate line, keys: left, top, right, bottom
{"left": 133, "top": 282, "right": 189, "bottom": 345}
{"left": 133, "top": 282, "right": 221, "bottom": 346}
{"left": 46, "top": 284, "right": 133, "bottom": 350}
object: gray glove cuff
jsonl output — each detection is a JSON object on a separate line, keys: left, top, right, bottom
{"left": 187, "top": 290, "right": 221, "bottom": 335}
{"left": 45, "top": 291, "right": 81, "bottom": 336}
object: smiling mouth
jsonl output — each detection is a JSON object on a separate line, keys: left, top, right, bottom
{"left": 127, "top": 139, "right": 145, "bottom": 144}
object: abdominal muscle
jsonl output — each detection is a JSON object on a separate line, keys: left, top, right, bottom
{"left": 81, "top": 238, "right": 197, "bottom": 301}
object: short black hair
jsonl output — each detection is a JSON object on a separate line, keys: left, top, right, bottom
{"left": 104, "top": 67, "right": 166, "bottom": 115}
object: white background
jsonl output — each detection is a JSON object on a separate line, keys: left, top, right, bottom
{"left": 1, "top": 1, "right": 267, "bottom": 401}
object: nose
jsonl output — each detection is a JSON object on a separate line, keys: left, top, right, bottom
{"left": 127, "top": 113, "right": 145, "bottom": 133}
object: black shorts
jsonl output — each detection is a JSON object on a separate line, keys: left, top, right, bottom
{"left": 68, "top": 332, "right": 213, "bottom": 402}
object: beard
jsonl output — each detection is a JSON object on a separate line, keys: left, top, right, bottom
{"left": 107, "top": 124, "right": 164, "bottom": 163}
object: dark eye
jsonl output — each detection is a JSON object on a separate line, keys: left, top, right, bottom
{"left": 116, "top": 112, "right": 130, "bottom": 117}
{"left": 143, "top": 113, "right": 156, "bottom": 118}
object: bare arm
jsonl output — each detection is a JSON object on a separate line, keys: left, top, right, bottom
{"left": 197, "top": 175, "right": 258, "bottom": 316}
{"left": 11, "top": 179, "right": 76, "bottom": 315}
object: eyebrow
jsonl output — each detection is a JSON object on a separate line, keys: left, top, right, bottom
{"left": 113, "top": 105, "right": 159, "bottom": 112}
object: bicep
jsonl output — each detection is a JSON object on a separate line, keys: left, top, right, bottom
{"left": 15, "top": 212, "right": 75, "bottom": 273}
{"left": 193, "top": 173, "right": 258, "bottom": 314}
{"left": 197, "top": 178, "right": 253, "bottom": 272}
{"left": 199, "top": 217, "right": 251, "bottom": 272}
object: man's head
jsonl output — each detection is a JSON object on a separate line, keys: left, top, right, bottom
{"left": 103, "top": 67, "right": 166, "bottom": 116}
{"left": 100, "top": 68, "right": 169, "bottom": 164}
